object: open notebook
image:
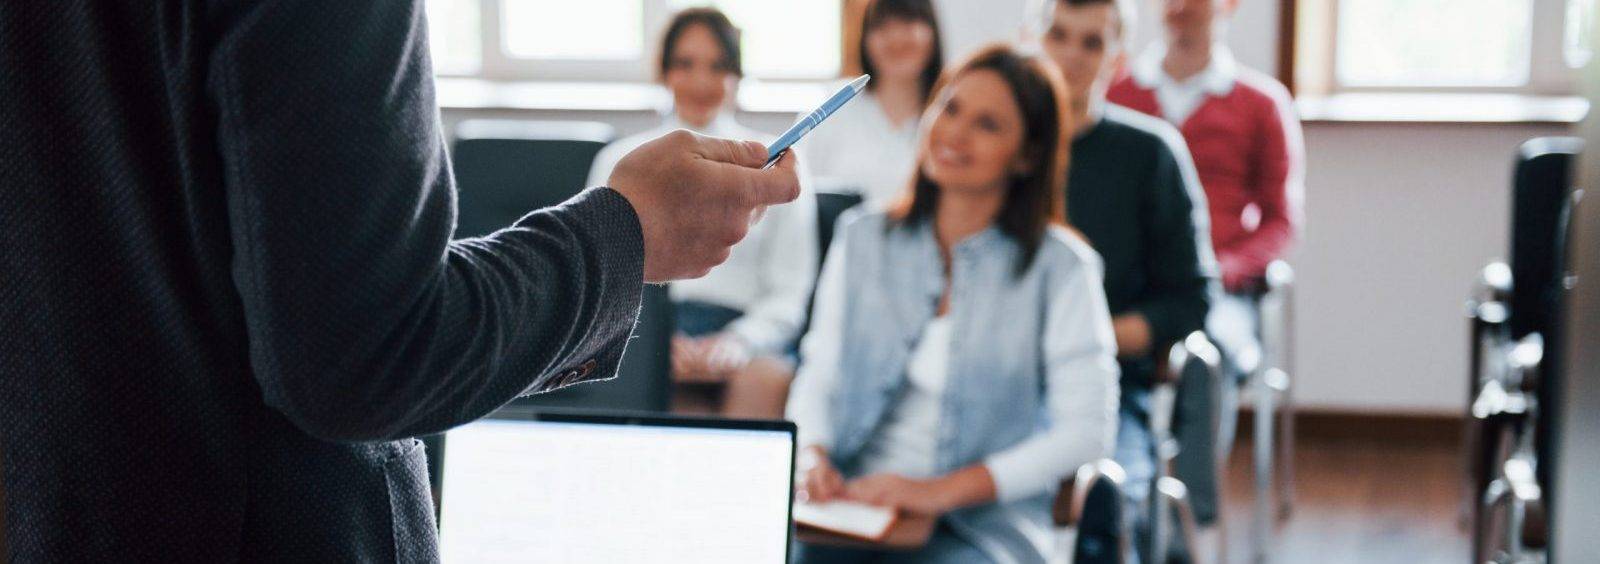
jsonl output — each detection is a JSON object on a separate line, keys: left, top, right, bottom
{"left": 793, "top": 500, "right": 899, "bottom": 542}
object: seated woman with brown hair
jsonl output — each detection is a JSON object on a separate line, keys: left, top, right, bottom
{"left": 787, "top": 43, "right": 1119, "bottom": 564}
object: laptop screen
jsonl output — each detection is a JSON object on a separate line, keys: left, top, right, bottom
{"left": 439, "top": 411, "right": 796, "bottom": 563}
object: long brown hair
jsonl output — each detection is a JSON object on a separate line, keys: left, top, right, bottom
{"left": 887, "top": 43, "right": 1074, "bottom": 277}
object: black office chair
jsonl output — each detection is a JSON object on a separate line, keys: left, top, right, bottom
{"left": 1464, "top": 137, "right": 1581, "bottom": 563}
{"left": 1509, "top": 138, "right": 1579, "bottom": 543}
{"left": 449, "top": 119, "right": 616, "bottom": 239}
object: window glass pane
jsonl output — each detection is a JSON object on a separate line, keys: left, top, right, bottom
{"left": 502, "top": 0, "right": 644, "bottom": 60}
{"left": 667, "top": 0, "right": 841, "bottom": 79}
{"left": 1336, "top": 0, "right": 1531, "bottom": 87}
{"left": 427, "top": 0, "right": 482, "bottom": 75}
{"left": 1568, "top": 0, "right": 1595, "bottom": 69}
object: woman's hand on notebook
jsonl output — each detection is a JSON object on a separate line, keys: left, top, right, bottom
{"left": 843, "top": 465, "right": 1000, "bottom": 516}
{"left": 843, "top": 474, "right": 948, "bottom": 516}
{"left": 798, "top": 446, "right": 846, "bottom": 503}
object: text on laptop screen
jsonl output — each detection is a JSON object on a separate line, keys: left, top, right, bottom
{"left": 440, "top": 418, "right": 794, "bottom": 563}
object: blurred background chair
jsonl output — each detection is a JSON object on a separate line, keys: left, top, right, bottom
{"left": 1166, "top": 261, "right": 1297, "bottom": 563}
{"left": 450, "top": 119, "right": 616, "bottom": 238}
{"left": 1055, "top": 459, "right": 1133, "bottom": 564}
{"left": 1246, "top": 259, "right": 1297, "bottom": 561}
{"left": 1141, "top": 331, "right": 1223, "bottom": 563}
{"left": 1464, "top": 137, "right": 1581, "bottom": 564}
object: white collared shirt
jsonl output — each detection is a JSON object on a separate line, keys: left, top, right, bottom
{"left": 796, "top": 91, "right": 921, "bottom": 206}
{"left": 587, "top": 113, "right": 819, "bottom": 354}
{"left": 1131, "top": 42, "right": 1239, "bottom": 126}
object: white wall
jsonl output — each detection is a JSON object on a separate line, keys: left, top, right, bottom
{"left": 1295, "top": 122, "right": 1570, "bottom": 414}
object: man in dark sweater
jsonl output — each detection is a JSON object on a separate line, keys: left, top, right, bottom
{"left": 0, "top": 1, "right": 799, "bottom": 561}
{"left": 1036, "top": 0, "right": 1218, "bottom": 558}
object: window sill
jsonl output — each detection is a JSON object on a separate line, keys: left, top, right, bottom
{"left": 435, "top": 77, "right": 838, "bottom": 115}
{"left": 435, "top": 79, "right": 1590, "bottom": 126}
{"left": 1295, "top": 93, "right": 1588, "bottom": 125}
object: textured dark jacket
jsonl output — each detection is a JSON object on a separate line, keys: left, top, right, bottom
{"left": 0, "top": 2, "right": 644, "bottom": 561}
{"left": 1067, "top": 106, "right": 1218, "bottom": 390}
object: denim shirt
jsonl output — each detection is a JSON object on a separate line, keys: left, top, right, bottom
{"left": 788, "top": 209, "right": 1120, "bottom": 562}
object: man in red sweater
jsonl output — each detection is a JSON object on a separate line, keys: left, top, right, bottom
{"left": 1107, "top": 0, "right": 1305, "bottom": 533}
{"left": 1108, "top": 0, "right": 1303, "bottom": 294}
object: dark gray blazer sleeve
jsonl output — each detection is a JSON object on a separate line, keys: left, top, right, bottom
{"left": 207, "top": 1, "right": 644, "bottom": 442}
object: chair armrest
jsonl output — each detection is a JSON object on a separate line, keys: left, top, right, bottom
{"left": 1506, "top": 333, "right": 1544, "bottom": 393}
{"left": 1160, "top": 332, "right": 1222, "bottom": 386}
{"left": 1052, "top": 459, "right": 1129, "bottom": 527}
{"left": 1477, "top": 261, "right": 1513, "bottom": 304}
{"left": 1264, "top": 260, "right": 1295, "bottom": 293}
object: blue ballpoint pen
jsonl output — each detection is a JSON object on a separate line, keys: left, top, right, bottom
{"left": 764, "top": 74, "right": 871, "bottom": 168}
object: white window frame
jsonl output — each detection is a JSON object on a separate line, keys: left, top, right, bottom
{"left": 1312, "top": 0, "right": 1576, "bottom": 96}
{"left": 434, "top": 0, "right": 842, "bottom": 83}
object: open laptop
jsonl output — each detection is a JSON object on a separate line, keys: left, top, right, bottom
{"left": 437, "top": 408, "right": 797, "bottom": 563}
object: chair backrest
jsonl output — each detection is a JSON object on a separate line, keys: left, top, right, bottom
{"left": 1509, "top": 137, "right": 1582, "bottom": 339}
{"left": 1538, "top": 187, "right": 1582, "bottom": 519}
{"left": 450, "top": 119, "right": 616, "bottom": 239}
{"left": 797, "top": 191, "right": 865, "bottom": 347}
{"left": 1053, "top": 460, "right": 1131, "bottom": 564}
{"left": 815, "top": 191, "right": 865, "bottom": 266}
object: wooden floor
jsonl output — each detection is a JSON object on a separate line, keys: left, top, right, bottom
{"left": 1200, "top": 435, "right": 1468, "bottom": 564}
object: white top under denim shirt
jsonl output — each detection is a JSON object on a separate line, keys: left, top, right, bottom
{"left": 855, "top": 316, "right": 952, "bottom": 478}
{"left": 797, "top": 92, "right": 920, "bottom": 206}
{"left": 587, "top": 114, "right": 818, "bottom": 355}
{"left": 786, "top": 209, "right": 1120, "bottom": 563}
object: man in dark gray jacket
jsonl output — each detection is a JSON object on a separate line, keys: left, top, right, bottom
{"left": 0, "top": 1, "right": 799, "bottom": 561}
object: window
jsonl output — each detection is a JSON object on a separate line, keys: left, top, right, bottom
{"left": 1567, "top": 0, "right": 1595, "bottom": 69}
{"left": 426, "top": 0, "right": 483, "bottom": 75}
{"left": 1296, "top": 0, "right": 1578, "bottom": 95}
{"left": 1335, "top": 0, "right": 1531, "bottom": 88}
{"left": 501, "top": 0, "right": 645, "bottom": 61}
{"left": 424, "top": 0, "right": 842, "bottom": 82}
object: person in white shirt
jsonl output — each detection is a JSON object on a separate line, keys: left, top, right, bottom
{"left": 587, "top": 8, "right": 818, "bottom": 418}
{"left": 799, "top": 0, "right": 943, "bottom": 206}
